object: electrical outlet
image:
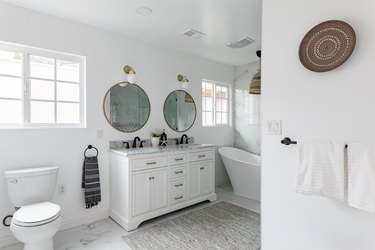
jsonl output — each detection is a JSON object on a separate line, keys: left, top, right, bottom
{"left": 58, "top": 184, "right": 66, "bottom": 195}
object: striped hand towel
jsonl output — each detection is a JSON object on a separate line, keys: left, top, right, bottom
{"left": 82, "top": 156, "right": 101, "bottom": 209}
{"left": 347, "top": 143, "right": 375, "bottom": 213}
{"left": 296, "top": 141, "right": 345, "bottom": 201}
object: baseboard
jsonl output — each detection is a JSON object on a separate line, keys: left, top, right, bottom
{"left": 0, "top": 210, "right": 109, "bottom": 248}
{"left": 59, "top": 210, "right": 109, "bottom": 231}
{"left": 0, "top": 235, "right": 17, "bottom": 248}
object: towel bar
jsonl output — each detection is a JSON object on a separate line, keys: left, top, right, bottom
{"left": 281, "top": 137, "right": 348, "bottom": 148}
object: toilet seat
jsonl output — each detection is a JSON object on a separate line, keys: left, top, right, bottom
{"left": 12, "top": 202, "right": 61, "bottom": 227}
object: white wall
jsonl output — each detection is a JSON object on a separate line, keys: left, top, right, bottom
{"left": 0, "top": 3, "right": 233, "bottom": 245}
{"left": 262, "top": 1, "right": 375, "bottom": 249}
{"left": 234, "top": 62, "right": 261, "bottom": 155}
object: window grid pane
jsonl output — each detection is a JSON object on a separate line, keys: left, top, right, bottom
{"left": 57, "top": 82, "right": 80, "bottom": 102}
{"left": 0, "top": 99, "right": 23, "bottom": 123}
{"left": 57, "top": 60, "right": 80, "bottom": 83}
{"left": 0, "top": 76, "right": 23, "bottom": 99}
{"left": 30, "top": 100, "right": 55, "bottom": 123}
{"left": 30, "top": 79, "right": 55, "bottom": 101}
{"left": 30, "top": 55, "right": 55, "bottom": 80}
{"left": 0, "top": 50, "right": 22, "bottom": 77}
{"left": 57, "top": 102, "right": 80, "bottom": 123}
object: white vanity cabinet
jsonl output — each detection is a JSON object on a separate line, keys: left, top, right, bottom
{"left": 132, "top": 167, "right": 168, "bottom": 216}
{"left": 109, "top": 145, "right": 216, "bottom": 231}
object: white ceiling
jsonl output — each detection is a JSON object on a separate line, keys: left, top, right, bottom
{"left": 0, "top": 0, "right": 262, "bottom": 66}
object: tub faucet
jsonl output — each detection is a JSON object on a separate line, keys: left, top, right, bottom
{"left": 132, "top": 136, "right": 141, "bottom": 148}
{"left": 180, "top": 134, "right": 188, "bottom": 144}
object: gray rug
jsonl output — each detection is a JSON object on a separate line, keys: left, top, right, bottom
{"left": 122, "top": 201, "right": 261, "bottom": 250}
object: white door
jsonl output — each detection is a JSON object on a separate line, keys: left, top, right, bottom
{"left": 150, "top": 169, "right": 168, "bottom": 210}
{"left": 199, "top": 162, "right": 212, "bottom": 195}
{"left": 189, "top": 164, "right": 200, "bottom": 199}
{"left": 132, "top": 172, "right": 151, "bottom": 216}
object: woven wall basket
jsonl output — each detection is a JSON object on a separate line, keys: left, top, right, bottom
{"left": 299, "top": 20, "right": 356, "bottom": 72}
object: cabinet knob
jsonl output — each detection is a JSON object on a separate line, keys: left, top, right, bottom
{"left": 146, "top": 161, "right": 157, "bottom": 165}
{"left": 200, "top": 167, "right": 205, "bottom": 170}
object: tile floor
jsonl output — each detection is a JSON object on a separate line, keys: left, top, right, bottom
{"left": 1, "top": 185, "right": 260, "bottom": 250}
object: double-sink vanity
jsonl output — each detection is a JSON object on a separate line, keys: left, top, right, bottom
{"left": 109, "top": 137, "right": 216, "bottom": 231}
{"left": 103, "top": 75, "right": 216, "bottom": 231}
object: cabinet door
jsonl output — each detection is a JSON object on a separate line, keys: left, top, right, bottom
{"left": 189, "top": 164, "right": 201, "bottom": 199}
{"left": 132, "top": 172, "right": 151, "bottom": 216}
{"left": 199, "top": 162, "right": 213, "bottom": 195}
{"left": 150, "top": 169, "right": 168, "bottom": 210}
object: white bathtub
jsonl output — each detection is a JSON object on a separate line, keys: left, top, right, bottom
{"left": 219, "top": 147, "right": 261, "bottom": 201}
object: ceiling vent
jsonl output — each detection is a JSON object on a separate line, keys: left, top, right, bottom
{"left": 183, "top": 29, "right": 206, "bottom": 39}
{"left": 226, "top": 37, "right": 255, "bottom": 49}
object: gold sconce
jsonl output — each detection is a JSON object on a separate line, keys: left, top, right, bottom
{"left": 123, "top": 65, "right": 137, "bottom": 84}
{"left": 177, "top": 74, "right": 189, "bottom": 90}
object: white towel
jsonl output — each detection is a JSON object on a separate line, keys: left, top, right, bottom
{"left": 296, "top": 141, "right": 345, "bottom": 201}
{"left": 347, "top": 143, "right": 375, "bottom": 213}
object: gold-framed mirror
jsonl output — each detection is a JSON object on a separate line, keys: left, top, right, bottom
{"left": 103, "top": 83, "right": 150, "bottom": 133}
{"left": 163, "top": 90, "right": 196, "bottom": 132}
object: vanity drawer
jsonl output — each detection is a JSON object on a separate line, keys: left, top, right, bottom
{"left": 132, "top": 155, "right": 168, "bottom": 171}
{"left": 170, "top": 193, "right": 187, "bottom": 205}
{"left": 170, "top": 179, "right": 187, "bottom": 194}
{"left": 170, "top": 153, "right": 187, "bottom": 165}
{"left": 189, "top": 151, "right": 213, "bottom": 163}
{"left": 170, "top": 166, "right": 187, "bottom": 179}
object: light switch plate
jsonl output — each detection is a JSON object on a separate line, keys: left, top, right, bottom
{"left": 267, "top": 120, "right": 282, "bottom": 135}
{"left": 97, "top": 129, "right": 104, "bottom": 140}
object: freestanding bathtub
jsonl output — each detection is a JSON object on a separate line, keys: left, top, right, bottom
{"left": 219, "top": 147, "right": 261, "bottom": 201}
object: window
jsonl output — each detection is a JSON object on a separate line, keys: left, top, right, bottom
{"left": 202, "top": 80, "right": 231, "bottom": 126}
{"left": 0, "top": 42, "right": 85, "bottom": 128}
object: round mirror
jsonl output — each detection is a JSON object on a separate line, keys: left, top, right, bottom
{"left": 103, "top": 83, "right": 150, "bottom": 133}
{"left": 163, "top": 90, "right": 196, "bottom": 132}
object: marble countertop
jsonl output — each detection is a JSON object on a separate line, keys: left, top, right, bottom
{"left": 109, "top": 143, "right": 215, "bottom": 156}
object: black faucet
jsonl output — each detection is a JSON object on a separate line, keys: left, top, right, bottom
{"left": 123, "top": 141, "right": 130, "bottom": 149}
{"left": 132, "top": 136, "right": 141, "bottom": 148}
{"left": 180, "top": 134, "right": 188, "bottom": 144}
{"left": 174, "top": 138, "right": 179, "bottom": 145}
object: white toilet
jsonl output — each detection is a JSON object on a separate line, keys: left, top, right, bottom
{"left": 5, "top": 166, "right": 62, "bottom": 250}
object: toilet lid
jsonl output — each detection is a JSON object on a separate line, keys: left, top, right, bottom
{"left": 12, "top": 202, "right": 61, "bottom": 227}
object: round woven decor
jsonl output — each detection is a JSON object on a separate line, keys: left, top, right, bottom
{"left": 299, "top": 20, "right": 356, "bottom": 72}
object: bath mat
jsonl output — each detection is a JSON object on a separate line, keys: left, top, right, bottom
{"left": 122, "top": 202, "right": 260, "bottom": 250}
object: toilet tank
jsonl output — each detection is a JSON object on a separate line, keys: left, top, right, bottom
{"left": 4, "top": 166, "right": 59, "bottom": 207}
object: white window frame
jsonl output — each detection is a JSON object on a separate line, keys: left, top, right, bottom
{"left": 0, "top": 41, "right": 86, "bottom": 129}
{"left": 202, "top": 79, "right": 232, "bottom": 127}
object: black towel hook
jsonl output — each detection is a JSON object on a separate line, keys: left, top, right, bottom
{"left": 84, "top": 145, "right": 99, "bottom": 157}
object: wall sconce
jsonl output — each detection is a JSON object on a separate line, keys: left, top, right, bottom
{"left": 124, "top": 65, "right": 137, "bottom": 84}
{"left": 177, "top": 74, "right": 189, "bottom": 90}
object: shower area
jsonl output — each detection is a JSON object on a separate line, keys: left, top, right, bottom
{"left": 233, "top": 60, "right": 262, "bottom": 155}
